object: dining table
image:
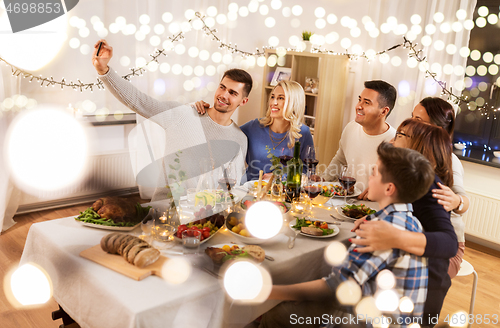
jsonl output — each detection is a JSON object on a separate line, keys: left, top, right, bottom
{"left": 19, "top": 187, "right": 378, "bottom": 328}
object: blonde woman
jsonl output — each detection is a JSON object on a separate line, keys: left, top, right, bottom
{"left": 193, "top": 80, "right": 314, "bottom": 181}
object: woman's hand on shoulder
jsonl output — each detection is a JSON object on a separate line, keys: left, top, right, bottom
{"left": 192, "top": 100, "right": 209, "bottom": 115}
{"left": 351, "top": 220, "right": 399, "bottom": 253}
{"left": 432, "top": 182, "right": 460, "bottom": 212}
{"left": 351, "top": 217, "right": 366, "bottom": 232}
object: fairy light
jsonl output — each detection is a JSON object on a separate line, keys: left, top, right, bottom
{"left": 0, "top": 9, "right": 492, "bottom": 119}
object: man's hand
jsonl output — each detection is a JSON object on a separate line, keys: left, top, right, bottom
{"left": 92, "top": 39, "right": 113, "bottom": 75}
{"left": 351, "top": 220, "right": 399, "bottom": 253}
{"left": 308, "top": 174, "right": 324, "bottom": 182}
{"left": 262, "top": 172, "right": 274, "bottom": 181}
{"left": 192, "top": 100, "right": 210, "bottom": 115}
{"left": 358, "top": 187, "right": 369, "bottom": 200}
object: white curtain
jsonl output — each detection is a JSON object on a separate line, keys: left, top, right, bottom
{"left": 0, "top": 65, "right": 21, "bottom": 233}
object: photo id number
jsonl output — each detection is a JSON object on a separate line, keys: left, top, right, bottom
{"left": 6, "top": 2, "right": 62, "bottom": 14}
{"left": 444, "top": 313, "right": 498, "bottom": 325}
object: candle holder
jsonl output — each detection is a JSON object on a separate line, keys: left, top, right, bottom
{"left": 291, "top": 193, "right": 312, "bottom": 217}
{"left": 152, "top": 208, "right": 177, "bottom": 248}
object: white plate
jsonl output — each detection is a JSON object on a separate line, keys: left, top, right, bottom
{"left": 335, "top": 205, "right": 376, "bottom": 221}
{"left": 313, "top": 182, "right": 362, "bottom": 198}
{"left": 335, "top": 206, "right": 356, "bottom": 221}
{"left": 240, "top": 195, "right": 290, "bottom": 213}
{"left": 289, "top": 219, "right": 340, "bottom": 238}
{"left": 180, "top": 190, "right": 243, "bottom": 204}
{"left": 242, "top": 179, "right": 270, "bottom": 191}
{"left": 76, "top": 219, "right": 141, "bottom": 231}
{"left": 204, "top": 244, "right": 263, "bottom": 265}
{"left": 173, "top": 227, "right": 221, "bottom": 245}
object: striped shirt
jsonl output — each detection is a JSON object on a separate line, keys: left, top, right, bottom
{"left": 324, "top": 203, "right": 428, "bottom": 327}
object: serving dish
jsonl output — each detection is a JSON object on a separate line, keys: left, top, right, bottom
{"left": 288, "top": 219, "right": 340, "bottom": 238}
{"left": 313, "top": 182, "right": 362, "bottom": 198}
{"left": 77, "top": 220, "right": 142, "bottom": 231}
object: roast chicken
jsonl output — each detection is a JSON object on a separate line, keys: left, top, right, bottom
{"left": 92, "top": 197, "right": 137, "bottom": 223}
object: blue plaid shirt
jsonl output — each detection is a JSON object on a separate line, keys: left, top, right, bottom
{"left": 324, "top": 203, "right": 428, "bottom": 327}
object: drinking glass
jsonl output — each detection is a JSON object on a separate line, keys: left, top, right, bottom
{"left": 340, "top": 165, "right": 356, "bottom": 205}
{"left": 182, "top": 230, "right": 201, "bottom": 255}
{"left": 186, "top": 188, "right": 197, "bottom": 205}
{"left": 304, "top": 145, "right": 319, "bottom": 176}
{"left": 196, "top": 159, "right": 216, "bottom": 210}
{"left": 218, "top": 162, "right": 237, "bottom": 191}
{"left": 140, "top": 208, "right": 155, "bottom": 244}
{"left": 278, "top": 146, "right": 292, "bottom": 182}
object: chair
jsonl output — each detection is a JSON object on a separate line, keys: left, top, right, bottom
{"left": 456, "top": 259, "right": 478, "bottom": 328}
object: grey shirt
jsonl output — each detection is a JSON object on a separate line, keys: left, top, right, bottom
{"left": 98, "top": 67, "right": 247, "bottom": 201}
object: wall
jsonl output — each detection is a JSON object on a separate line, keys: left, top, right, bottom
{"left": 462, "top": 161, "right": 500, "bottom": 199}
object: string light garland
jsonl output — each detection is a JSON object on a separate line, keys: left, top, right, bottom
{"left": 402, "top": 36, "right": 497, "bottom": 120}
{"left": 314, "top": 36, "right": 497, "bottom": 119}
{"left": 0, "top": 56, "right": 105, "bottom": 92}
{"left": 193, "top": 12, "right": 270, "bottom": 57}
{"left": 312, "top": 43, "right": 404, "bottom": 61}
{"left": 0, "top": 11, "right": 496, "bottom": 120}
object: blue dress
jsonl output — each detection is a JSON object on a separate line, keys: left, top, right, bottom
{"left": 240, "top": 118, "right": 314, "bottom": 182}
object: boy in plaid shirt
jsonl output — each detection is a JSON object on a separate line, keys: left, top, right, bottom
{"left": 261, "top": 143, "right": 434, "bottom": 328}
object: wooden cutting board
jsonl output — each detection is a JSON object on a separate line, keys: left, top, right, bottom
{"left": 80, "top": 245, "right": 168, "bottom": 281}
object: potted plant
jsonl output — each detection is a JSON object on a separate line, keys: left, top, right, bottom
{"left": 302, "top": 31, "right": 313, "bottom": 52}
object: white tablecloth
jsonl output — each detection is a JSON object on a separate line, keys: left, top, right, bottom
{"left": 20, "top": 197, "right": 376, "bottom": 328}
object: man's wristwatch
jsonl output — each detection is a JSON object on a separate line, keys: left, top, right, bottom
{"left": 455, "top": 195, "right": 464, "bottom": 212}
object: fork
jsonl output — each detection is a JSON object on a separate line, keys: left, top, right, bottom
{"left": 288, "top": 230, "right": 300, "bottom": 249}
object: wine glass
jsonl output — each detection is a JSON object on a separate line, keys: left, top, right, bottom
{"left": 278, "top": 146, "right": 292, "bottom": 182}
{"left": 304, "top": 145, "right": 319, "bottom": 176}
{"left": 218, "top": 162, "right": 237, "bottom": 211}
{"left": 339, "top": 165, "right": 356, "bottom": 205}
{"left": 218, "top": 162, "right": 237, "bottom": 191}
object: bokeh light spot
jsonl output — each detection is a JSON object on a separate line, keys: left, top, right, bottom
{"left": 245, "top": 202, "right": 282, "bottom": 239}
{"left": 6, "top": 108, "right": 88, "bottom": 192}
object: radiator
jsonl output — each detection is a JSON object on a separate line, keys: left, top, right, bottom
{"left": 463, "top": 190, "right": 500, "bottom": 246}
{"left": 17, "top": 151, "right": 138, "bottom": 213}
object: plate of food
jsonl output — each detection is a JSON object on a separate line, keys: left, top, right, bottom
{"left": 75, "top": 197, "right": 152, "bottom": 231}
{"left": 173, "top": 205, "right": 225, "bottom": 244}
{"left": 240, "top": 195, "right": 290, "bottom": 213}
{"left": 225, "top": 212, "right": 280, "bottom": 245}
{"left": 204, "top": 244, "right": 265, "bottom": 265}
{"left": 335, "top": 204, "right": 377, "bottom": 220}
{"left": 242, "top": 179, "right": 271, "bottom": 191}
{"left": 185, "top": 190, "right": 242, "bottom": 208}
{"left": 313, "top": 182, "right": 362, "bottom": 198}
{"left": 289, "top": 218, "right": 340, "bottom": 238}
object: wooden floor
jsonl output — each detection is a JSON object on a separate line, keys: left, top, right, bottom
{"left": 1, "top": 199, "right": 499, "bottom": 328}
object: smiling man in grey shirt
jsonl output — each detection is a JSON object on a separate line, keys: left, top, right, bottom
{"left": 92, "top": 39, "right": 252, "bottom": 201}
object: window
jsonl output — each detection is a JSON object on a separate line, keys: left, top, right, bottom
{"left": 453, "top": 0, "right": 500, "bottom": 164}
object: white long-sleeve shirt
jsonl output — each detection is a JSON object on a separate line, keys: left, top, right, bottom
{"left": 450, "top": 154, "right": 467, "bottom": 242}
{"left": 323, "top": 121, "right": 396, "bottom": 191}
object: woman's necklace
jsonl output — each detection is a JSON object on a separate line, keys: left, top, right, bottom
{"left": 269, "top": 127, "right": 288, "bottom": 150}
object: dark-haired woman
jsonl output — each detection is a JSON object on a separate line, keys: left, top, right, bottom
{"left": 413, "top": 97, "right": 469, "bottom": 278}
